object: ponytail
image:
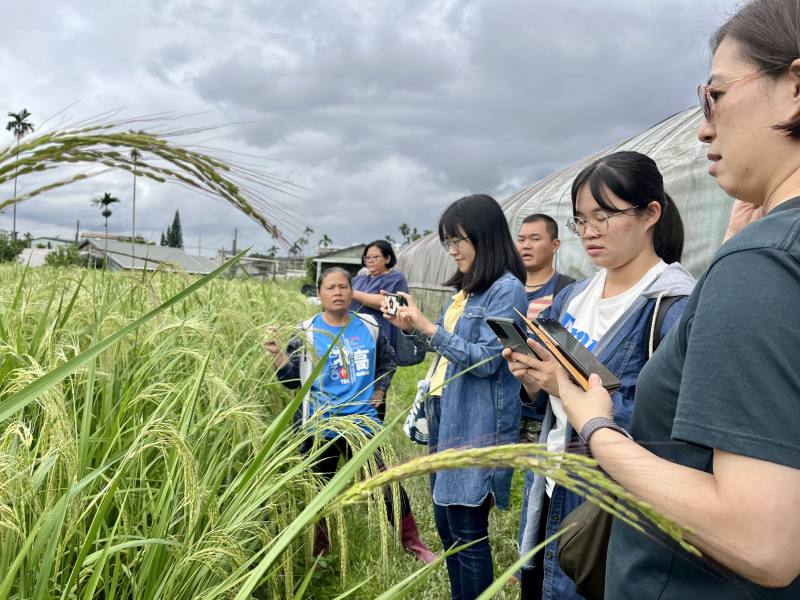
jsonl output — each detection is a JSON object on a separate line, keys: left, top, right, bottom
{"left": 653, "top": 193, "right": 684, "bottom": 264}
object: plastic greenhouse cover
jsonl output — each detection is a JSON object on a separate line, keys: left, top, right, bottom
{"left": 397, "top": 107, "right": 733, "bottom": 300}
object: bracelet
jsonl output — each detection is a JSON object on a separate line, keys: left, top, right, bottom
{"left": 579, "top": 416, "right": 632, "bottom": 450}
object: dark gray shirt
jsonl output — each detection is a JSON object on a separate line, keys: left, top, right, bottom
{"left": 606, "top": 197, "right": 800, "bottom": 599}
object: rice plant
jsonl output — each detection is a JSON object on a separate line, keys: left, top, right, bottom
{"left": 0, "top": 115, "right": 305, "bottom": 243}
{"left": 0, "top": 264, "right": 695, "bottom": 599}
{"left": 0, "top": 263, "right": 358, "bottom": 598}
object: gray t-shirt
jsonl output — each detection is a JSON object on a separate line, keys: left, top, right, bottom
{"left": 606, "top": 197, "right": 800, "bottom": 599}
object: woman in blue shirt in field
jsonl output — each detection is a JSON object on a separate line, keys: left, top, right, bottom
{"left": 351, "top": 240, "right": 409, "bottom": 354}
{"left": 350, "top": 240, "right": 411, "bottom": 419}
{"left": 266, "top": 267, "right": 435, "bottom": 563}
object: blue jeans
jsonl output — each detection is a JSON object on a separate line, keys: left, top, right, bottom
{"left": 432, "top": 492, "right": 493, "bottom": 600}
{"left": 428, "top": 395, "right": 494, "bottom": 599}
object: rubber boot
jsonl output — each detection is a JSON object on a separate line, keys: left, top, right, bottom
{"left": 400, "top": 513, "right": 437, "bottom": 564}
{"left": 313, "top": 522, "right": 330, "bottom": 556}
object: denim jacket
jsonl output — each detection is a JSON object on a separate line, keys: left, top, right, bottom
{"left": 413, "top": 271, "right": 528, "bottom": 509}
{"left": 519, "top": 262, "right": 696, "bottom": 600}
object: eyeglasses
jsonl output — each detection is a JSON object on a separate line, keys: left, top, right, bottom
{"left": 566, "top": 209, "right": 636, "bottom": 236}
{"left": 697, "top": 71, "right": 763, "bottom": 121}
{"left": 441, "top": 236, "right": 469, "bottom": 251}
{"left": 364, "top": 255, "right": 384, "bottom": 262}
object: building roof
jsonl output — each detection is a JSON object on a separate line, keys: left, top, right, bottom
{"left": 312, "top": 244, "right": 366, "bottom": 265}
{"left": 80, "top": 239, "right": 219, "bottom": 274}
{"left": 30, "top": 236, "right": 74, "bottom": 244}
{"left": 30, "top": 236, "right": 75, "bottom": 246}
{"left": 18, "top": 248, "right": 55, "bottom": 267}
{"left": 397, "top": 107, "right": 734, "bottom": 291}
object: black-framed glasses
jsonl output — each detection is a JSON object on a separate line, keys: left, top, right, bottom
{"left": 697, "top": 71, "right": 763, "bottom": 121}
{"left": 441, "top": 236, "right": 468, "bottom": 251}
{"left": 566, "top": 209, "right": 636, "bottom": 236}
{"left": 364, "top": 254, "right": 385, "bottom": 262}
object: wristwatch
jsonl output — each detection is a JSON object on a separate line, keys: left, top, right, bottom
{"left": 579, "top": 416, "right": 632, "bottom": 449}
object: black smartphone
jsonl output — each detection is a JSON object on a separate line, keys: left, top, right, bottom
{"left": 384, "top": 293, "right": 408, "bottom": 316}
{"left": 533, "top": 318, "right": 620, "bottom": 391}
{"left": 485, "top": 316, "right": 536, "bottom": 357}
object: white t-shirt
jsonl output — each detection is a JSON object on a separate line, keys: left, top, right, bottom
{"left": 545, "top": 260, "right": 667, "bottom": 496}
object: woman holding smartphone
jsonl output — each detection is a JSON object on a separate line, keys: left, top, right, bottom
{"left": 504, "top": 150, "right": 695, "bottom": 599}
{"left": 384, "top": 194, "right": 528, "bottom": 600}
{"left": 551, "top": 1, "right": 800, "bottom": 597}
{"left": 351, "top": 241, "right": 408, "bottom": 352}
{"left": 350, "top": 240, "right": 410, "bottom": 419}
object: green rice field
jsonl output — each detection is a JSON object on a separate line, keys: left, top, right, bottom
{"left": 0, "top": 263, "right": 529, "bottom": 599}
{"left": 0, "top": 262, "right": 691, "bottom": 599}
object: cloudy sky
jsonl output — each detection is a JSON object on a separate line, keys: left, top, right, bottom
{"left": 0, "top": 0, "right": 735, "bottom": 256}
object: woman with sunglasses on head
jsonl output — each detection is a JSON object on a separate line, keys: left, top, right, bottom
{"left": 546, "top": 0, "right": 800, "bottom": 597}
{"left": 504, "top": 150, "right": 695, "bottom": 600}
{"left": 383, "top": 194, "right": 528, "bottom": 600}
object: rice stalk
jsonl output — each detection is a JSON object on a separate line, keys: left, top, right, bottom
{"left": 0, "top": 117, "right": 303, "bottom": 241}
{"left": 333, "top": 442, "right": 699, "bottom": 557}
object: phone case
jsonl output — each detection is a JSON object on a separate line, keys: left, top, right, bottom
{"left": 513, "top": 309, "right": 620, "bottom": 391}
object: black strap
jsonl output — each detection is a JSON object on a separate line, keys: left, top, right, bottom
{"left": 553, "top": 273, "right": 576, "bottom": 296}
{"left": 646, "top": 295, "right": 685, "bottom": 358}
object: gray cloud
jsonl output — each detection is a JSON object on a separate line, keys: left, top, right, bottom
{"left": 1, "top": 0, "right": 734, "bottom": 253}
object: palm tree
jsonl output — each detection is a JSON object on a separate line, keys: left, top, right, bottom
{"left": 91, "top": 192, "right": 121, "bottom": 261}
{"left": 130, "top": 148, "right": 141, "bottom": 261}
{"left": 288, "top": 241, "right": 303, "bottom": 257}
{"left": 6, "top": 109, "right": 34, "bottom": 241}
{"left": 319, "top": 233, "right": 333, "bottom": 249}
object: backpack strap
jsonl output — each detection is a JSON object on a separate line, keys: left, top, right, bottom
{"left": 553, "top": 273, "right": 576, "bottom": 297}
{"left": 353, "top": 312, "right": 380, "bottom": 343}
{"left": 297, "top": 317, "right": 316, "bottom": 426}
{"left": 646, "top": 294, "right": 686, "bottom": 359}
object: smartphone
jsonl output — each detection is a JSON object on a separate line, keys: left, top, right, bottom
{"left": 485, "top": 316, "right": 536, "bottom": 357}
{"left": 533, "top": 318, "right": 620, "bottom": 391}
{"left": 384, "top": 293, "right": 407, "bottom": 317}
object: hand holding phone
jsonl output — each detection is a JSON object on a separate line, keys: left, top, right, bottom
{"left": 384, "top": 292, "right": 408, "bottom": 317}
{"left": 512, "top": 308, "right": 620, "bottom": 392}
{"left": 382, "top": 291, "right": 437, "bottom": 337}
{"left": 486, "top": 316, "right": 536, "bottom": 356}
{"left": 488, "top": 316, "right": 561, "bottom": 395}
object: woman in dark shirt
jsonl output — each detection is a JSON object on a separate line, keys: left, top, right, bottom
{"left": 351, "top": 240, "right": 409, "bottom": 354}
{"left": 550, "top": 1, "right": 800, "bottom": 597}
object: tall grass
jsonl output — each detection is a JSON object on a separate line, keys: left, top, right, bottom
{"left": 0, "top": 264, "right": 349, "bottom": 598}
{"left": 0, "top": 265, "right": 695, "bottom": 598}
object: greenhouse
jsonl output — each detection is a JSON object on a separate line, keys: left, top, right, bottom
{"left": 397, "top": 107, "right": 735, "bottom": 314}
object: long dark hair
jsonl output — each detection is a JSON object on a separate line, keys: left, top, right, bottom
{"left": 438, "top": 194, "right": 525, "bottom": 293}
{"left": 570, "top": 151, "right": 684, "bottom": 264}
{"left": 713, "top": 0, "right": 800, "bottom": 139}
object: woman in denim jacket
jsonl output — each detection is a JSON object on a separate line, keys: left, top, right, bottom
{"left": 384, "top": 194, "right": 528, "bottom": 600}
{"left": 504, "top": 152, "right": 695, "bottom": 599}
